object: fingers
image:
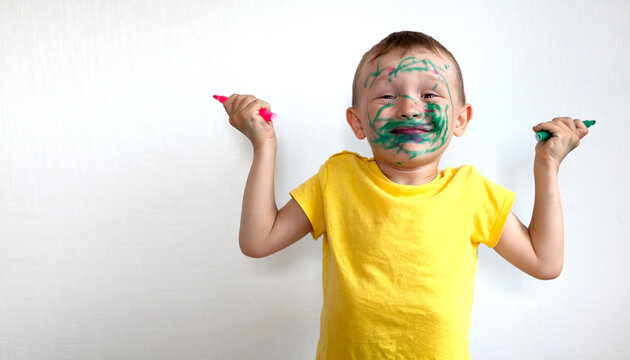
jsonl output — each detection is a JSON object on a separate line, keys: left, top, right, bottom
{"left": 223, "top": 94, "right": 253, "bottom": 116}
{"left": 223, "top": 94, "right": 270, "bottom": 112}
{"left": 222, "top": 93, "right": 238, "bottom": 113}
{"left": 533, "top": 121, "right": 563, "bottom": 136}
{"left": 223, "top": 94, "right": 272, "bottom": 124}
{"left": 533, "top": 117, "right": 586, "bottom": 141}
{"left": 532, "top": 117, "right": 588, "bottom": 164}
{"left": 533, "top": 116, "right": 572, "bottom": 132}
{"left": 258, "top": 100, "right": 271, "bottom": 114}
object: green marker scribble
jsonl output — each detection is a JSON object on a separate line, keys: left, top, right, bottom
{"left": 387, "top": 57, "right": 430, "bottom": 80}
{"left": 368, "top": 101, "right": 449, "bottom": 159}
{"left": 364, "top": 60, "right": 388, "bottom": 89}
{"left": 364, "top": 56, "right": 454, "bottom": 160}
{"left": 248, "top": 118, "right": 255, "bottom": 134}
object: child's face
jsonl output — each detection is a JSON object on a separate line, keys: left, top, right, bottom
{"left": 348, "top": 48, "right": 470, "bottom": 167}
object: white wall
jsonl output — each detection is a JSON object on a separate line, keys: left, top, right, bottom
{"left": 2, "top": 0, "right": 629, "bottom": 359}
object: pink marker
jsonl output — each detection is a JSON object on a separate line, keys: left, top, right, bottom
{"left": 213, "top": 95, "right": 278, "bottom": 122}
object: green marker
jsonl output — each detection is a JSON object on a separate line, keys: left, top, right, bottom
{"left": 535, "top": 120, "right": 596, "bottom": 141}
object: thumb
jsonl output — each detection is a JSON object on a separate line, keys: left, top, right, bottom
{"left": 574, "top": 119, "right": 589, "bottom": 139}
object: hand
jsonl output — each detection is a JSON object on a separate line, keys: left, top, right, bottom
{"left": 532, "top": 117, "right": 589, "bottom": 168}
{"left": 223, "top": 94, "right": 276, "bottom": 148}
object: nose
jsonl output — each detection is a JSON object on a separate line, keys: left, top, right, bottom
{"left": 396, "top": 96, "right": 421, "bottom": 119}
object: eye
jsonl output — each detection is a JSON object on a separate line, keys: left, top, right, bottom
{"left": 421, "top": 93, "right": 437, "bottom": 99}
{"left": 380, "top": 94, "right": 396, "bottom": 100}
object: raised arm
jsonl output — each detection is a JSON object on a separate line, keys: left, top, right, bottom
{"left": 494, "top": 117, "right": 589, "bottom": 279}
{"left": 223, "top": 94, "right": 312, "bottom": 258}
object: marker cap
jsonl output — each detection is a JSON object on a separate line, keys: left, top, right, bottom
{"left": 535, "top": 131, "right": 550, "bottom": 141}
{"left": 259, "top": 108, "right": 278, "bottom": 122}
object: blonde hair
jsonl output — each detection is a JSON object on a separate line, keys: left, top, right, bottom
{"left": 352, "top": 31, "right": 466, "bottom": 108}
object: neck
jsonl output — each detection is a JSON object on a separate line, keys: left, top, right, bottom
{"left": 375, "top": 158, "right": 440, "bottom": 186}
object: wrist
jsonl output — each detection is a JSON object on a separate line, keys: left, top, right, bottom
{"left": 534, "top": 154, "right": 559, "bottom": 173}
{"left": 252, "top": 137, "right": 277, "bottom": 154}
{"left": 533, "top": 158, "right": 560, "bottom": 185}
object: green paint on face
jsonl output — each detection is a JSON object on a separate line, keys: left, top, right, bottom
{"left": 387, "top": 57, "right": 433, "bottom": 80}
{"left": 367, "top": 101, "right": 449, "bottom": 159}
{"left": 364, "top": 60, "right": 389, "bottom": 89}
{"left": 363, "top": 56, "right": 455, "bottom": 160}
{"left": 364, "top": 57, "right": 436, "bottom": 88}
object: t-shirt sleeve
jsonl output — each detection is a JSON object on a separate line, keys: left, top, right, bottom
{"left": 289, "top": 166, "right": 327, "bottom": 240}
{"left": 471, "top": 170, "right": 516, "bottom": 248}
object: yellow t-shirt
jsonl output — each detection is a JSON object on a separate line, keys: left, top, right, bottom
{"left": 290, "top": 151, "right": 515, "bottom": 360}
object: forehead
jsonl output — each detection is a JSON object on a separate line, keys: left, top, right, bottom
{"left": 361, "top": 48, "right": 456, "bottom": 89}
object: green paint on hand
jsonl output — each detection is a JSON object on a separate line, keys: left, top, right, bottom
{"left": 248, "top": 118, "right": 255, "bottom": 134}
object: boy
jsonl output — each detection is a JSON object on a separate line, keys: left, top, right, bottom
{"left": 221, "top": 31, "right": 589, "bottom": 359}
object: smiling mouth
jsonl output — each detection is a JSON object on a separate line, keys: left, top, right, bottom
{"left": 390, "top": 124, "right": 434, "bottom": 135}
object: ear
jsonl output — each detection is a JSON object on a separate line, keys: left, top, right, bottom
{"left": 346, "top": 107, "right": 366, "bottom": 139}
{"left": 452, "top": 103, "right": 473, "bottom": 137}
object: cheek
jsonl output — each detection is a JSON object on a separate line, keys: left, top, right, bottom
{"left": 424, "top": 104, "right": 447, "bottom": 126}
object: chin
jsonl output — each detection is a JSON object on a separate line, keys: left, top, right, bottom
{"left": 372, "top": 146, "right": 442, "bottom": 167}
{"left": 398, "top": 142, "right": 446, "bottom": 159}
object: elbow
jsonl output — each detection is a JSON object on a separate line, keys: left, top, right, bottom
{"left": 534, "top": 263, "right": 563, "bottom": 280}
{"left": 239, "top": 238, "right": 269, "bottom": 259}
{"left": 241, "top": 249, "right": 267, "bottom": 258}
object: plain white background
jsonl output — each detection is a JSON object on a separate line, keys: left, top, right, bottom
{"left": 1, "top": 0, "right": 629, "bottom": 359}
